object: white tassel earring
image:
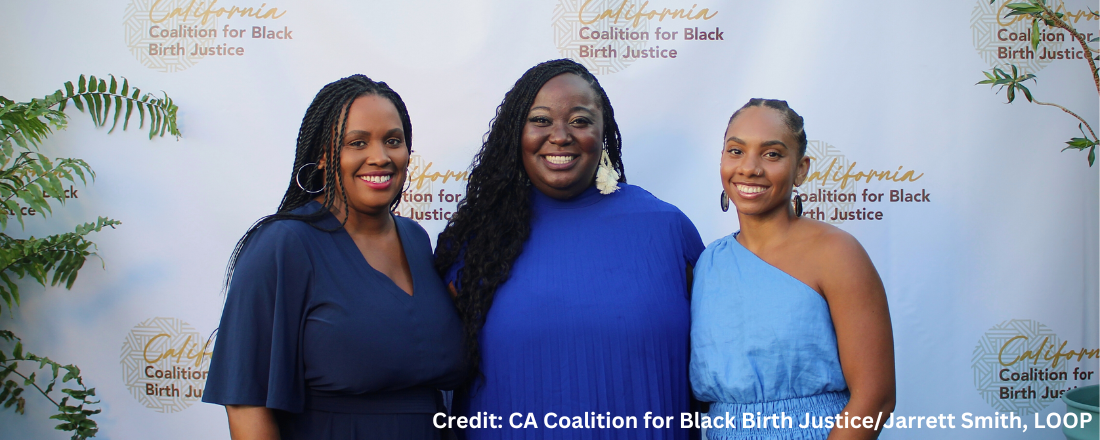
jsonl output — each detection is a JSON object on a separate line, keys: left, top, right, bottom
{"left": 595, "top": 148, "right": 620, "bottom": 194}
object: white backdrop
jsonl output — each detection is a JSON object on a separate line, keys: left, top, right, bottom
{"left": 0, "top": 0, "right": 1097, "bottom": 439}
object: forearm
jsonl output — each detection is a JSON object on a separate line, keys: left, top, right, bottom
{"left": 226, "top": 405, "right": 281, "bottom": 440}
{"left": 825, "top": 390, "right": 896, "bottom": 440}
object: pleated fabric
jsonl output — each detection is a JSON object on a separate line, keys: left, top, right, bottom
{"left": 450, "top": 184, "right": 704, "bottom": 440}
{"left": 689, "top": 234, "right": 849, "bottom": 440}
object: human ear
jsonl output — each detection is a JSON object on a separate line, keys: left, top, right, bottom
{"left": 794, "top": 153, "right": 810, "bottom": 187}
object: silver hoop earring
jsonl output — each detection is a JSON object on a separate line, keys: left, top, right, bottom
{"left": 402, "top": 169, "right": 412, "bottom": 193}
{"left": 296, "top": 163, "right": 326, "bottom": 194}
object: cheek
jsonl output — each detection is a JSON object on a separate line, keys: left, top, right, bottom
{"left": 719, "top": 156, "right": 736, "bottom": 181}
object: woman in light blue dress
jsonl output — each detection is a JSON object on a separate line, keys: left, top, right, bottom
{"left": 690, "top": 99, "right": 895, "bottom": 440}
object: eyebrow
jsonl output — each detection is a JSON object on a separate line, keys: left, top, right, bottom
{"left": 528, "top": 106, "right": 596, "bottom": 114}
{"left": 344, "top": 128, "right": 404, "bottom": 138}
{"left": 725, "top": 136, "right": 788, "bottom": 149}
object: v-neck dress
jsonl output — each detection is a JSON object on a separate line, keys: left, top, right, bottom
{"left": 689, "top": 233, "right": 848, "bottom": 440}
{"left": 203, "top": 201, "right": 466, "bottom": 439}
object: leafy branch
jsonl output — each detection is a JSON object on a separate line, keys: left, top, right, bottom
{"left": 0, "top": 75, "right": 181, "bottom": 438}
{"left": 980, "top": 0, "right": 1099, "bottom": 166}
{"left": 0, "top": 217, "right": 121, "bottom": 316}
{"left": 0, "top": 151, "right": 94, "bottom": 229}
{"left": 1, "top": 330, "right": 100, "bottom": 440}
{"left": 0, "top": 74, "right": 180, "bottom": 151}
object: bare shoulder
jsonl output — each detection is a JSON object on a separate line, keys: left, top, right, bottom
{"left": 793, "top": 217, "right": 866, "bottom": 258}
{"left": 791, "top": 218, "right": 880, "bottom": 296}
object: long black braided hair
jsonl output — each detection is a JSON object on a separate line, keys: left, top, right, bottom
{"left": 222, "top": 74, "right": 413, "bottom": 292}
{"left": 434, "top": 59, "right": 626, "bottom": 386}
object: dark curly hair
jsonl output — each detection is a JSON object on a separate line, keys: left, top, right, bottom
{"left": 434, "top": 59, "right": 626, "bottom": 386}
{"left": 223, "top": 74, "right": 413, "bottom": 291}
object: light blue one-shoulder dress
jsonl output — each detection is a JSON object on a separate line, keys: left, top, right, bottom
{"left": 690, "top": 233, "right": 849, "bottom": 440}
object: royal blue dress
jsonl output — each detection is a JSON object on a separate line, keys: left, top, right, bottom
{"left": 690, "top": 234, "right": 849, "bottom": 440}
{"left": 203, "top": 201, "right": 466, "bottom": 439}
{"left": 447, "top": 184, "right": 704, "bottom": 440}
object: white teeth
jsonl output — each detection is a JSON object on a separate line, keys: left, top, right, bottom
{"left": 736, "top": 184, "right": 765, "bottom": 194}
{"left": 545, "top": 155, "right": 576, "bottom": 165}
{"left": 361, "top": 175, "right": 392, "bottom": 184}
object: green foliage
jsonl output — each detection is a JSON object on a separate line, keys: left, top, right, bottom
{"left": 0, "top": 217, "right": 121, "bottom": 316}
{"left": 1063, "top": 124, "right": 1098, "bottom": 166}
{"left": 977, "top": 65, "right": 1035, "bottom": 103}
{"left": 0, "top": 75, "right": 181, "bottom": 438}
{"left": 982, "top": 0, "right": 1099, "bottom": 166}
{"left": 0, "top": 330, "right": 100, "bottom": 440}
{"left": 0, "top": 74, "right": 180, "bottom": 148}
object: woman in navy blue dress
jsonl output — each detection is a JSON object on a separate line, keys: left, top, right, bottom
{"left": 435, "top": 59, "right": 703, "bottom": 439}
{"left": 203, "top": 75, "right": 465, "bottom": 439}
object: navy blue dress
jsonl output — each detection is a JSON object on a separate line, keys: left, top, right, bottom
{"left": 203, "top": 201, "right": 466, "bottom": 439}
{"left": 447, "top": 184, "right": 704, "bottom": 439}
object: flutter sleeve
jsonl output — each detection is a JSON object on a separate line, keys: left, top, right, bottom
{"left": 678, "top": 210, "right": 705, "bottom": 266}
{"left": 202, "top": 221, "right": 312, "bottom": 413}
{"left": 440, "top": 240, "right": 466, "bottom": 288}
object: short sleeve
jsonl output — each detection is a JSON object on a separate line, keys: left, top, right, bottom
{"left": 440, "top": 240, "right": 466, "bottom": 288}
{"left": 202, "top": 221, "right": 312, "bottom": 413}
{"left": 678, "top": 211, "right": 704, "bottom": 266}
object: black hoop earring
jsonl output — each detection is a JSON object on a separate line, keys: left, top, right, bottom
{"left": 720, "top": 190, "right": 729, "bottom": 212}
{"left": 296, "top": 163, "right": 326, "bottom": 194}
{"left": 792, "top": 188, "right": 803, "bottom": 217}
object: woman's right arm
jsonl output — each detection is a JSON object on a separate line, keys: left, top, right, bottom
{"left": 226, "top": 405, "right": 280, "bottom": 440}
{"left": 204, "top": 222, "right": 312, "bottom": 437}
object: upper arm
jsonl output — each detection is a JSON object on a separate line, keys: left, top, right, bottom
{"left": 815, "top": 232, "right": 895, "bottom": 405}
{"left": 226, "top": 405, "right": 280, "bottom": 440}
{"left": 203, "top": 223, "right": 312, "bottom": 412}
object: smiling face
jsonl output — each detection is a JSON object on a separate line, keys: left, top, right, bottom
{"left": 521, "top": 73, "right": 604, "bottom": 200}
{"left": 721, "top": 106, "right": 809, "bottom": 218}
{"left": 323, "top": 94, "right": 409, "bottom": 216}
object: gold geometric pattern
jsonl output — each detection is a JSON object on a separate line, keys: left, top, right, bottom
{"left": 396, "top": 154, "right": 433, "bottom": 219}
{"left": 553, "top": 0, "right": 649, "bottom": 75}
{"left": 970, "top": 0, "right": 1062, "bottom": 74}
{"left": 120, "top": 317, "right": 212, "bottom": 413}
{"left": 123, "top": 0, "right": 217, "bottom": 72}
{"left": 802, "top": 140, "right": 856, "bottom": 224}
{"left": 971, "top": 319, "right": 1067, "bottom": 416}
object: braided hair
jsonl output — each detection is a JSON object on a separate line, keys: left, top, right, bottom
{"left": 222, "top": 74, "right": 413, "bottom": 291}
{"left": 434, "top": 59, "right": 625, "bottom": 386}
{"left": 728, "top": 98, "right": 807, "bottom": 157}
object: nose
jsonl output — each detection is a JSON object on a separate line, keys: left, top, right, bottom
{"left": 548, "top": 121, "right": 571, "bottom": 146}
{"left": 365, "top": 141, "right": 393, "bottom": 167}
{"left": 737, "top": 154, "right": 762, "bottom": 176}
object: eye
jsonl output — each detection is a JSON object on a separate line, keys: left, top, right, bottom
{"left": 527, "top": 116, "right": 552, "bottom": 126}
{"left": 570, "top": 117, "right": 593, "bottom": 127}
{"left": 764, "top": 151, "right": 782, "bottom": 159}
{"left": 348, "top": 139, "right": 367, "bottom": 148}
{"left": 385, "top": 137, "right": 404, "bottom": 147}
{"left": 726, "top": 147, "right": 742, "bottom": 156}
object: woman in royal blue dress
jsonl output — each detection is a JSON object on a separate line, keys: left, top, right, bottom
{"left": 203, "top": 75, "right": 465, "bottom": 439}
{"left": 690, "top": 99, "right": 895, "bottom": 440}
{"left": 434, "top": 59, "right": 704, "bottom": 439}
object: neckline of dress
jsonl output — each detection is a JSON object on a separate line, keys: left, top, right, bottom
{"left": 303, "top": 200, "right": 418, "bottom": 298}
{"left": 531, "top": 184, "right": 606, "bottom": 210}
{"left": 728, "top": 231, "right": 825, "bottom": 301}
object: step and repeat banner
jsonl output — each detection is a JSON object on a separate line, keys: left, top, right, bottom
{"left": 1, "top": 0, "right": 1097, "bottom": 439}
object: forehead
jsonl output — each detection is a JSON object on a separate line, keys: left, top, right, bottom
{"left": 344, "top": 94, "right": 401, "bottom": 127}
{"left": 530, "top": 73, "right": 600, "bottom": 109}
{"left": 725, "top": 106, "right": 793, "bottom": 144}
